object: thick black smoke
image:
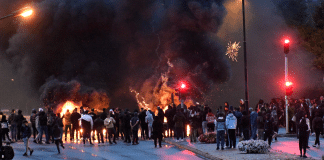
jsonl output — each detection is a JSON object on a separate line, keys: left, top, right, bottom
{"left": 1, "top": 0, "right": 230, "bottom": 111}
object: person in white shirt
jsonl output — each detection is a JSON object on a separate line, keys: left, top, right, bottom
{"left": 80, "top": 110, "right": 93, "bottom": 145}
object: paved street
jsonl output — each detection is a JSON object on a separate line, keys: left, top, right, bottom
{"left": 10, "top": 139, "right": 208, "bottom": 160}
{"left": 6, "top": 127, "right": 324, "bottom": 160}
{"left": 162, "top": 128, "right": 324, "bottom": 160}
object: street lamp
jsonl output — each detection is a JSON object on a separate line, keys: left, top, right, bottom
{"left": 242, "top": 0, "right": 249, "bottom": 112}
{"left": 0, "top": 7, "right": 33, "bottom": 21}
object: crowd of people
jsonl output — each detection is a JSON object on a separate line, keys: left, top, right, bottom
{"left": 0, "top": 95, "right": 324, "bottom": 158}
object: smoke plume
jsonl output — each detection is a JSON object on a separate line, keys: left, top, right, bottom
{"left": 0, "top": 0, "right": 231, "bottom": 112}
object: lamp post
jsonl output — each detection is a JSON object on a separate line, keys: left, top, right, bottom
{"left": 0, "top": 7, "right": 33, "bottom": 21}
{"left": 242, "top": 0, "right": 249, "bottom": 112}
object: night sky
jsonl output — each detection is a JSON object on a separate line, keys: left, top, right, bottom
{"left": 0, "top": 0, "right": 322, "bottom": 113}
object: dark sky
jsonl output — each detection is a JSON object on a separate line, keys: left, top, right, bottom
{"left": 0, "top": 0, "right": 322, "bottom": 113}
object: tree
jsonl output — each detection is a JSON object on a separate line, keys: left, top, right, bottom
{"left": 298, "top": 2, "right": 324, "bottom": 70}
{"left": 276, "top": 0, "right": 308, "bottom": 26}
{"left": 313, "top": 1, "right": 324, "bottom": 29}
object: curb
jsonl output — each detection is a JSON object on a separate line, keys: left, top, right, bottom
{"left": 163, "top": 139, "right": 222, "bottom": 160}
{"left": 278, "top": 134, "right": 297, "bottom": 137}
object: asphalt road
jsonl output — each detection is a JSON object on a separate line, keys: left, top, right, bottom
{"left": 9, "top": 139, "right": 208, "bottom": 160}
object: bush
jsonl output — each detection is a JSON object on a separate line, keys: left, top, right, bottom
{"left": 237, "top": 140, "right": 270, "bottom": 153}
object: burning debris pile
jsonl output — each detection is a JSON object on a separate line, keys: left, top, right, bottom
{"left": 0, "top": 0, "right": 231, "bottom": 110}
{"left": 40, "top": 79, "right": 109, "bottom": 113}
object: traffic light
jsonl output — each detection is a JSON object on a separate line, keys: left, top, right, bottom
{"left": 285, "top": 81, "right": 293, "bottom": 96}
{"left": 180, "top": 83, "right": 186, "bottom": 89}
{"left": 284, "top": 39, "right": 289, "bottom": 54}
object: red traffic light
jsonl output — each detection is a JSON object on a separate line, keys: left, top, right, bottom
{"left": 285, "top": 81, "right": 292, "bottom": 87}
{"left": 285, "top": 81, "right": 293, "bottom": 96}
{"left": 178, "top": 81, "right": 188, "bottom": 91}
{"left": 284, "top": 39, "right": 290, "bottom": 44}
{"left": 180, "top": 83, "right": 186, "bottom": 89}
{"left": 284, "top": 39, "right": 290, "bottom": 54}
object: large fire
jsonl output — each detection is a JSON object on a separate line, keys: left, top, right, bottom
{"left": 59, "top": 101, "right": 80, "bottom": 117}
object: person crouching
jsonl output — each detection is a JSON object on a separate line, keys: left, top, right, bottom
{"left": 53, "top": 125, "right": 65, "bottom": 153}
{"left": 21, "top": 120, "right": 34, "bottom": 156}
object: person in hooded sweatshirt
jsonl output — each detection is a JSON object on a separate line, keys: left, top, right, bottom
{"left": 241, "top": 111, "right": 250, "bottom": 140}
{"left": 152, "top": 116, "right": 163, "bottom": 148}
{"left": 123, "top": 109, "right": 132, "bottom": 143}
{"left": 8, "top": 109, "right": 17, "bottom": 142}
{"left": 226, "top": 110, "right": 237, "bottom": 149}
{"left": 15, "top": 110, "right": 25, "bottom": 140}
{"left": 264, "top": 113, "right": 273, "bottom": 146}
{"left": 70, "top": 108, "right": 81, "bottom": 141}
{"left": 30, "top": 109, "right": 37, "bottom": 141}
{"left": 216, "top": 112, "right": 226, "bottom": 150}
{"left": 312, "top": 112, "right": 323, "bottom": 147}
{"left": 0, "top": 112, "right": 11, "bottom": 142}
{"left": 173, "top": 109, "right": 186, "bottom": 142}
{"left": 130, "top": 112, "right": 140, "bottom": 145}
{"left": 250, "top": 107, "right": 258, "bottom": 140}
{"left": 145, "top": 110, "right": 154, "bottom": 139}
{"left": 299, "top": 117, "right": 308, "bottom": 158}
{"left": 21, "top": 120, "right": 34, "bottom": 156}
{"left": 56, "top": 113, "right": 64, "bottom": 141}
{"left": 257, "top": 111, "right": 265, "bottom": 140}
{"left": 94, "top": 116, "right": 104, "bottom": 144}
{"left": 80, "top": 110, "right": 93, "bottom": 145}
{"left": 53, "top": 125, "right": 65, "bottom": 154}
{"left": 233, "top": 108, "right": 243, "bottom": 137}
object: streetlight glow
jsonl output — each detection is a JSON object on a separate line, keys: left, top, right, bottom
{"left": 20, "top": 10, "right": 33, "bottom": 17}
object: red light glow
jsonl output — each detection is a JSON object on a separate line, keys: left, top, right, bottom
{"left": 285, "top": 81, "right": 292, "bottom": 87}
{"left": 181, "top": 83, "right": 186, "bottom": 89}
{"left": 284, "top": 39, "right": 290, "bottom": 44}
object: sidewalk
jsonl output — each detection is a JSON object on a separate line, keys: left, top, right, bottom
{"left": 278, "top": 127, "right": 297, "bottom": 137}
{"left": 164, "top": 133, "right": 323, "bottom": 160}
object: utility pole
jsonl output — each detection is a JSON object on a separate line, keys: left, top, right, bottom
{"left": 242, "top": 0, "right": 249, "bottom": 112}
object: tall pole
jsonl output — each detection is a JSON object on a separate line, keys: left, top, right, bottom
{"left": 285, "top": 54, "right": 289, "bottom": 133}
{"left": 242, "top": 0, "right": 249, "bottom": 112}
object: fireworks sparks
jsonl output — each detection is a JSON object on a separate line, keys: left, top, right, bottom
{"left": 130, "top": 88, "right": 150, "bottom": 110}
{"left": 225, "top": 41, "right": 241, "bottom": 62}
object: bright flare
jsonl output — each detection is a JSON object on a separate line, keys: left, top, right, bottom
{"left": 20, "top": 10, "right": 33, "bottom": 17}
{"left": 60, "top": 101, "right": 78, "bottom": 117}
{"left": 187, "top": 125, "right": 190, "bottom": 137}
{"left": 285, "top": 81, "right": 292, "bottom": 87}
{"left": 225, "top": 41, "right": 241, "bottom": 62}
{"left": 285, "top": 39, "right": 290, "bottom": 44}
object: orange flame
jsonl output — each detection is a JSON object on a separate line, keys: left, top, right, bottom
{"left": 60, "top": 101, "right": 80, "bottom": 117}
{"left": 187, "top": 124, "right": 190, "bottom": 137}
{"left": 163, "top": 105, "right": 168, "bottom": 123}
{"left": 20, "top": 10, "right": 33, "bottom": 17}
